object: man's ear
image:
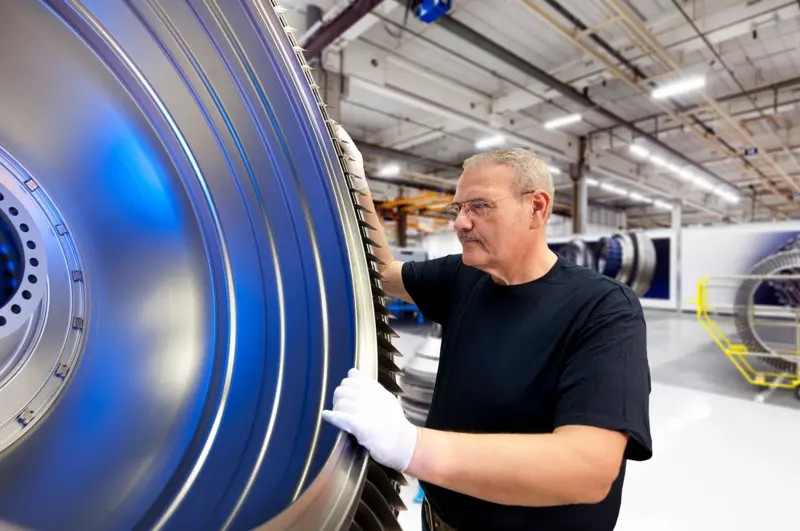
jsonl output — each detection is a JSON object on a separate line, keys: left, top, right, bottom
{"left": 529, "top": 191, "right": 551, "bottom": 228}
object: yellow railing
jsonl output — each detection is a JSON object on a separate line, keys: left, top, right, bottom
{"left": 696, "top": 275, "right": 800, "bottom": 393}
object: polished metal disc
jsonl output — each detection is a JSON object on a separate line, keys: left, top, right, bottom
{"left": 0, "top": 152, "right": 84, "bottom": 454}
{"left": 0, "top": 2, "right": 398, "bottom": 530}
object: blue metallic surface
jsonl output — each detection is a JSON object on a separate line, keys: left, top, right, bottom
{"left": 0, "top": 1, "right": 381, "bottom": 530}
{"left": 0, "top": 211, "right": 22, "bottom": 306}
{"left": 598, "top": 236, "right": 623, "bottom": 280}
{"left": 416, "top": 0, "right": 452, "bottom": 23}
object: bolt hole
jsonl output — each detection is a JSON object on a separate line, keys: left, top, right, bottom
{"left": 27, "top": 274, "right": 37, "bottom": 284}
{"left": 8, "top": 207, "right": 18, "bottom": 216}
{"left": 26, "top": 241, "right": 35, "bottom": 250}
{"left": 11, "top": 305, "right": 20, "bottom": 314}
{"left": 29, "top": 258, "right": 38, "bottom": 267}
{"left": 20, "top": 224, "right": 28, "bottom": 233}
{"left": 22, "top": 290, "right": 30, "bottom": 300}
{"left": 0, "top": 317, "right": 6, "bottom": 326}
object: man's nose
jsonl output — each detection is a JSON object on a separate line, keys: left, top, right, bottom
{"left": 453, "top": 208, "right": 473, "bottom": 232}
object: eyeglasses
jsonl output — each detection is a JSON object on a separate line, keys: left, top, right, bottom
{"left": 445, "top": 191, "right": 536, "bottom": 218}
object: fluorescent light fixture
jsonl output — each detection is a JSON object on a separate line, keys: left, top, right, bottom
{"left": 626, "top": 144, "right": 742, "bottom": 205}
{"left": 547, "top": 165, "right": 561, "bottom": 175}
{"left": 651, "top": 75, "right": 706, "bottom": 100}
{"left": 677, "top": 168, "right": 694, "bottom": 182}
{"left": 544, "top": 113, "right": 582, "bottom": 130}
{"left": 647, "top": 152, "right": 741, "bottom": 202}
{"left": 691, "top": 176, "right": 714, "bottom": 191}
{"left": 629, "top": 144, "right": 650, "bottom": 158}
{"left": 629, "top": 192, "right": 652, "bottom": 203}
{"left": 585, "top": 177, "right": 599, "bottom": 186}
{"left": 714, "top": 188, "right": 740, "bottom": 204}
{"left": 600, "top": 182, "right": 629, "bottom": 197}
{"left": 475, "top": 134, "right": 506, "bottom": 150}
{"left": 378, "top": 163, "right": 401, "bottom": 177}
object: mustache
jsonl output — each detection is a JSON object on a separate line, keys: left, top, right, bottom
{"left": 458, "top": 231, "right": 482, "bottom": 244}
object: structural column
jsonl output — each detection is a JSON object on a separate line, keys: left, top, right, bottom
{"left": 672, "top": 199, "right": 683, "bottom": 312}
{"left": 671, "top": 199, "right": 682, "bottom": 231}
{"left": 322, "top": 69, "right": 343, "bottom": 122}
{"left": 571, "top": 136, "right": 588, "bottom": 235}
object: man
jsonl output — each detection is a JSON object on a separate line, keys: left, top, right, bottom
{"left": 324, "top": 126, "right": 652, "bottom": 531}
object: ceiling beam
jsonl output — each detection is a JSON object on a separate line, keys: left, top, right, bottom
{"left": 435, "top": 14, "right": 742, "bottom": 196}
{"left": 303, "top": 0, "right": 385, "bottom": 57}
{"left": 347, "top": 75, "right": 576, "bottom": 160}
{"left": 493, "top": 0, "right": 799, "bottom": 114}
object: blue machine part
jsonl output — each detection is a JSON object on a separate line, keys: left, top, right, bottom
{"left": 0, "top": 2, "right": 401, "bottom": 531}
{"left": 597, "top": 236, "right": 623, "bottom": 280}
{"left": 416, "top": 0, "right": 452, "bottom": 23}
{"left": 768, "top": 234, "right": 800, "bottom": 307}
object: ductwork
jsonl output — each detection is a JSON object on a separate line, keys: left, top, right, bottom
{"left": 434, "top": 14, "right": 741, "bottom": 193}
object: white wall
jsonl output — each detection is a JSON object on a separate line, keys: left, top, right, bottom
{"left": 680, "top": 221, "right": 800, "bottom": 312}
{"left": 545, "top": 207, "right": 626, "bottom": 238}
{"left": 421, "top": 229, "right": 461, "bottom": 259}
{"left": 549, "top": 229, "right": 679, "bottom": 310}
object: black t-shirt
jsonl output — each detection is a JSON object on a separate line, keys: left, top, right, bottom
{"left": 402, "top": 254, "right": 652, "bottom": 531}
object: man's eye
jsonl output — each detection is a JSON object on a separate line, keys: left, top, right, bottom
{"left": 471, "top": 201, "right": 489, "bottom": 210}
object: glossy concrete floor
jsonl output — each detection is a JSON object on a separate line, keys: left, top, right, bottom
{"left": 391, "top": 309, "right": 800, "bottom": 531}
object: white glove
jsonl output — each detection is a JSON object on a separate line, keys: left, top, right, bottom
{"left": 333, "top": 123, "right": 370, "bottom": 194}
{"left": 322, "top": 368, "right": 419, "bottom": 472}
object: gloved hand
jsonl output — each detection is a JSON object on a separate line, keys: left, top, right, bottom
{"left": 333, "top": 123, "right": 370, "bottom": 194}
{"left": 322, "top": 368, "right": 419, "bottom": 472}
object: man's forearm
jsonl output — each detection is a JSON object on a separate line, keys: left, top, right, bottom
{"left": 404, "top": 427, "right": 624, "bottom": 507}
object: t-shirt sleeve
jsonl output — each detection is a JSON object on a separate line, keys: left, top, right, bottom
{"left": 401, "top": 254, "right": 462, "bottom": 325}
{"left": 554, "top": 285, "right": 652, "bottom": 461}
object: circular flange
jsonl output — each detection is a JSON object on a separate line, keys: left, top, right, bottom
{"left": 733, "top": 249, "right": 800, "bottom": 373}
{"left": 628, "top": 232, "right": 657, "bottom": 296}
{"left": 597, "top": 236, "right": 623, "bottom": 279}
{"left": 557, "top": 238, "right": 595, "bottom": 270}
{"left": 768, "top": 235, "right": 800, "bottom": 308}
{"left": 0, "top": 150, "right": 85, "bottom": 454}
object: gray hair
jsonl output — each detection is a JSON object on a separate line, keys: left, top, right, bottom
{"left": 463, "top": 148, "right": 555, "bottom": 216}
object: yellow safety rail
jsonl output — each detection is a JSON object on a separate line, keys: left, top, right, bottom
{"left": 696, "top": 275, "right": 800, "bottom": 394}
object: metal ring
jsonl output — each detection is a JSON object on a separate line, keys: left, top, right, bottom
{"left": 628, "top": 232, "right": 657, "bottom": 296}
{"left": 0, "top": 1, "right": 397, "bottom": 530}
{"left": 733, "top": 249, "right": 800, "bottom": 373}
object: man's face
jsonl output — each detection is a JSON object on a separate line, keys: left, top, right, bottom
{"left": 451, "top": 164, "right": 533, "bottom": 271}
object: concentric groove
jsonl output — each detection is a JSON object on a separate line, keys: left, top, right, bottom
{"left": 734, "top": 249, "right": 800, "bottom": 373}
{"left": 0, "top": 0, "right": 403, "bottom": 529}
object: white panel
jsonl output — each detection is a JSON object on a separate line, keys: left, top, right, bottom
{"left": 421, "top": 229, "right": 460, "bottom": 260}
{"left": 548, "top": 229, "right": 679, "bottom": 310}
{"left": 680, "top": 221, "right": 800, "bottom": 312}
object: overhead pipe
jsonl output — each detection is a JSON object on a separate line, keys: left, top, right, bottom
{"left": 369, "top": 174, "right": 456, "bottom": 194}
{"left": 349, "top": 75, "right": 570, "bottom": 159}
{"left": 503, "top": 1, "right": 790, "bottom": 211}
{"left": 670, "top": 0, "right": 800, "bottom": 179}
{"left": 303, "top": 0, "right": 384, "bottom": 57}
{"left": 624, "top": 76, "right": 800, "bottom": 129}
{"left": 603, "top": 0, "right": 800, "bottom": 195}
{"left": 543, "top": 0, "right": 647, "bottom": 80}
{"left": 358, "top": 6, "right": 751, "bottom": 223}
{"left": 525, "top": 0, "right": 800, "bottom": 114}
{"left": 531, "top": 0, "right": 789, "bottom": 212}
{"left": 355, "top": 140, "right": 461, "bottom": 173}
{"left": 543, "top": 0, "right": 759, "bottom": 175}
{"left": 433, "top": 15, "right": 742, "bottom": 194}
